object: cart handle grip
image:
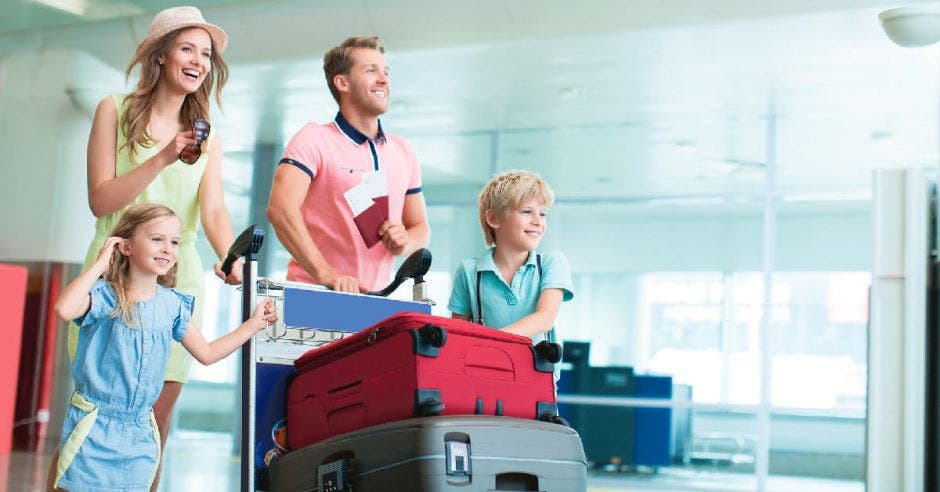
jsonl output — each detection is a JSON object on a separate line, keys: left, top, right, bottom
{"left": 367, "top": 248, "right": 432, "bottom": 297}
{"left": 221, "top": 225, "right": 265, "bottom": 276}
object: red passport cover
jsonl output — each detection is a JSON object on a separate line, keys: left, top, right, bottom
{"left": 353, "top": 197, "right": 388, "bottom": 248}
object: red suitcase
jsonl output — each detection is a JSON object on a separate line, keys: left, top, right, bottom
{"left": 286, "top": 312, "right": 563, "bottom": 450}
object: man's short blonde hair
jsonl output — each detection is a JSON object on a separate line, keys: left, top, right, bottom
{"left": 478, "top": 170, "right": 555, "bottom": 247}
{"left": 323, "top": 35, "right": 385, "bottom": 104}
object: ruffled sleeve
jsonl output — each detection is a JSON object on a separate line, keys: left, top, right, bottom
{"left": 75, "top": 279, "right": 116, "bottom": 329}
{"left": 171, "top": 290, "right": 196, "bottom": 342}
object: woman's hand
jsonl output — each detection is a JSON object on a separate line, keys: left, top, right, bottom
{"left": 158, "top": 129, "right": 198, "bottom": 167}
{"left": 214, "top": 257, "right": 244, "bottom": 285}
{"left": 250, "top": 298, "right": 277, "bottom": 331}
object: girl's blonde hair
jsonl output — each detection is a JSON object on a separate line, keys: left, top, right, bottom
{"left": 478, "top": 170, "right": 555, "bottom": 247}
{"left": 104, "top": 203, "right": 179, "bottom": 326}
{"left": 121, "top": 27, "right": 229, "bottom": 163}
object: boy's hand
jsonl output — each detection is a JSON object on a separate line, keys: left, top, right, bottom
{"left": 378, "top": 220, "right": 408, "bottom": 255}
{"left": 93, "top": 237, "right": 123, "bottom": 271}
{"left": 250, "top": 298, "right": 277, "bottom": 331}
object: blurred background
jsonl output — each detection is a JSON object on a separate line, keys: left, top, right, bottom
{"left": 2, "top": 0, "right": 940, "bottom": 490}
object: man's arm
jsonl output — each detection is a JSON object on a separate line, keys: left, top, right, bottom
{"left": 266, "top": 164, "right": 361, "bottom": 293}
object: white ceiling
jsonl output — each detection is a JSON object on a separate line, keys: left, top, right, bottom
{"left": 3, "top": 0, "right": 939, "bottom": 205}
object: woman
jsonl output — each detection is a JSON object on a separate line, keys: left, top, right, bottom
{"left": 50, "top": 6, "right": 242, "bottom": 491}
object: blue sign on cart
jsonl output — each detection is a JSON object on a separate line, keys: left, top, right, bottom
{"left": 283, "top": 288, "right": 432, "bottom": 332}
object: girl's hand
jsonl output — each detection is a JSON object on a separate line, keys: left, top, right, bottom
{"left": 250, "top": 298, "right": 277, "bottom": 331}
{"left": 158, "top": 130, "right": 198, "bottom": 167}
{"left": 93, "top": 237, "right": 123, "bottom": 271}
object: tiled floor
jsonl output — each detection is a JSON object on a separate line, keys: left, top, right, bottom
{"left": 2, "top": 432, "right": 865, "bottom": 492}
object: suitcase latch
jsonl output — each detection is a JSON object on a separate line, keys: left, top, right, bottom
{"left": 445, "top": 441, "right": 471, "bottom": 477}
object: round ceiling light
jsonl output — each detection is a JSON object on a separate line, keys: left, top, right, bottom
{"left": 879, "top": 5, "right": 940, "bottom": 48}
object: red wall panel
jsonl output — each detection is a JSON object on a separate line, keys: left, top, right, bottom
{"left": 0, "top": 264, "right": 28, "bottom": 454}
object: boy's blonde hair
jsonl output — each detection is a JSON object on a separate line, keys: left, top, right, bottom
{"left": 478, "top": 170, "right": 555, "bottom": 247}
{"left": 104, "top": 203, "right": 180, "bottom": 326}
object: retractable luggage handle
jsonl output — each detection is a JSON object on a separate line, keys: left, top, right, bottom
{"left": 223, "top": 225, "right": 265, "bottom": 492}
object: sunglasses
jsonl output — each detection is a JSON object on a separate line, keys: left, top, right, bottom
{"left": 179, "top": 118, "right": 211, "bottom": 165}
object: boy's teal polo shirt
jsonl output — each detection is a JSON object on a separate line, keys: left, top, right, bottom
{"left": 448, "top": 248, "right": 574, "bottom": 344}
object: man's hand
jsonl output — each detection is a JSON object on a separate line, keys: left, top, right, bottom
{"left": 319, "top": 270, "right": 361, "bottom": 293}
{"left": 378, "top": 220, "right": 409, "bottom": 256}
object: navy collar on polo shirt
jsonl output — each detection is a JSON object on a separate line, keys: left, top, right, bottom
{"left": 334, "top": 111, "right": 386, "bottom": 144}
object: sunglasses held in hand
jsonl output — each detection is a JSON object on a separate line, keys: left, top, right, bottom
{"left": 179, "top": 118, "right": 210, "bottom": 164}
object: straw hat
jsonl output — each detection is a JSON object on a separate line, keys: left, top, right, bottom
{"left": 135, "top": 6, "right": 228, "bottom": 56}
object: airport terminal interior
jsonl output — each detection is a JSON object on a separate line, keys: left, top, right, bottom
{"left": 3, "top": 0, "right": 940, "bottom": 490}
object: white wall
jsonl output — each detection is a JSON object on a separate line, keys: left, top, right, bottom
{"left": 0, "top": 50, "right": 123, "bottom": 263}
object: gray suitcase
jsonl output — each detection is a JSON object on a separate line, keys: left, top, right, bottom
{"left": 268, "top": 416, "right": 587, "bottom": 492}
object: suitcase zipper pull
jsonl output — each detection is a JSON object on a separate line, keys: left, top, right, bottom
{"left": 367, "top": 328, "right": 380, "bottom": 343}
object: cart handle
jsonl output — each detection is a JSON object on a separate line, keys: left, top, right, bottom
{"left": 367, "top": 248, "right": 432, "bottom": 297}
{"left": 221, "top": 225, "right": 265, "bottom": 276}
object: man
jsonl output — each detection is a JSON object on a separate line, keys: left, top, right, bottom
{"left": 268, "top": 36, "right": 430, "bottom": 293}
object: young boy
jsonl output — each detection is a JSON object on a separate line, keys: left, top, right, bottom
{"left": 448, "top": 171, "right": 573, "bottom": 345}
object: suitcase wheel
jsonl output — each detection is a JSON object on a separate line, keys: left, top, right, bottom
{"left": 418, "top": 398, "right": 446, "bottom": 416}
{"left": 418, "top": 323, "right": 448, "bottom": 348}
{"left": 538, "top": 412, "right": 570, "bottom": 427}
{"left": 534, "top": 340, "right": 563, "bottom": 364}
{"left": 416, "top": 388, "right": 446, "bottom": 416}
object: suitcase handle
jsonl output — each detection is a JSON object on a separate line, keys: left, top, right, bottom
{"left": 464, "top": 346, "right": 515, "bottom": 380}
{"left": 327, "top": 380, "right": 363, "bottom": 399}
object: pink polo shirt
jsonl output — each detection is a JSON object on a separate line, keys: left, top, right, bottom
{"left": 279, "top": 112, "right": 422, "bottom": 291}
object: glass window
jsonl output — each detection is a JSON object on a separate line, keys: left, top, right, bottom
{"left": 642, "top": 272, "right": 725, "bottom": 403}
{"left": 636, "top": 270, "right": 868, "bottom": 412}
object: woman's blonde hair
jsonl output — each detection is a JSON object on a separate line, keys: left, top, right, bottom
{"left": 478, "top": 170, "right": 555, "bottom": 247}
{"left": 104, "top": 203, "right": 180, "bottom": 326}
{"left": 121, "top": 27, "right": 229, "bottom": 163}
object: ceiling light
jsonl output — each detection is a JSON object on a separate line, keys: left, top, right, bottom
{"left": 879, "top": 5, "right": 940, "bottom": 48}
{"left": 645, "top": 196, "right": 727, "bottom": 206}
{"left": 65, "top": 86, "right": 105, "bottom": 119}
{"left": 558, "top": 86, "right": 586, "bottom": 98}
{"left": 33, "top": 0, "right": 87, "bottom": 16}
{"left": 674, "top": 139, "right": 697, "bottom": 152}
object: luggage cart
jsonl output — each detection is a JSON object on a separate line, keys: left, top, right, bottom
{"left": 221, "top": 225, "right": 434, "bottom": 491}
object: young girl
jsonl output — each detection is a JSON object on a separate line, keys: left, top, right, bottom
{"left": 51, "top": 204, "right": 275, "bottom": 492}
{"left": 73, "top": 9, "right": 239, "bottom": 486}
